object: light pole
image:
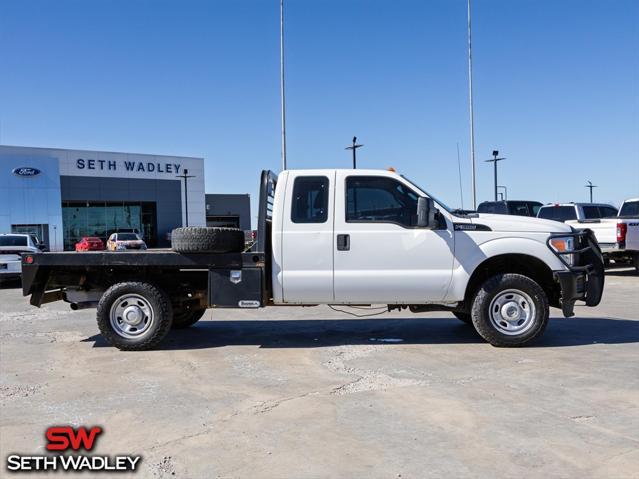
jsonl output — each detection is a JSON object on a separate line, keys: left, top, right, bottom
{"left": 279, "top": 0, "right": 287, "bottom": 171}
{"left": 585, "top": 180, "right": 598, "bottom": 203}
{"left": 467, "top": 0, "right": 477, "bottom": 209}
{"left": 176, "top": 169, "right": 196, "bottom": 227}
{"left": 485, "top": 150, "right": 506, "bottom": 201}
{"left": 345, "top": 136, "right": 364, "bottom": 169}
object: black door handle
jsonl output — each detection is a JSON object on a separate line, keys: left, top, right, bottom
{"left": 337, "top": 234, "right": 350, "bottom": 251}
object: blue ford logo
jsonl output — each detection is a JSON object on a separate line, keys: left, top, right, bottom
{"left": 12, "top": 167, "right": 41, "bottom": 177}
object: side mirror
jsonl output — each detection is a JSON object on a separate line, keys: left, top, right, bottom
{"left": 417, "top": 197, "right": 436, "bottom": 228}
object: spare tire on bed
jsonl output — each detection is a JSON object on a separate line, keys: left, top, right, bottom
{"left": 171, "top": 227, "right": 245, "bottom": 253}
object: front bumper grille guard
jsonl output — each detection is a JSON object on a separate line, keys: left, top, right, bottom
{"left": 547, "top": 230, "right": 601, "bottom": 273}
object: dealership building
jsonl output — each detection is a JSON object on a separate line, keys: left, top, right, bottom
{"left": 0, "top": 145, "right": 207, "bottom": 251}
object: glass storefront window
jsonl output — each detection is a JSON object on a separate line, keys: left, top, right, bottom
{"left": 62, "top": 201, "right": 157, "bottom": 250}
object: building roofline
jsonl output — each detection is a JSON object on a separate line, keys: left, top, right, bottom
{"left": 0, "top": 144, "right": 204, "bottom": 161}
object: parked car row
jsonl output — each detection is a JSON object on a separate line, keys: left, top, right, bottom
{"left": 477, "top": 199, "right": 639, "bottom": 273}
{"left": 477, "top": 200, "right": 621, "bottom": 221}
{"left": 566, "top": 199, "right": 639, "bottom": 272}
{"left": 75, "top": 233, "right": 148, "bottom": 251}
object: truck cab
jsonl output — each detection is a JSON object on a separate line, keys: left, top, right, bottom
{"left": 271, "top": 169, "right": 602, "bottom": 309}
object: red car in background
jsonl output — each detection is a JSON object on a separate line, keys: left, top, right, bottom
{"left": 75, "top": 237, "right": 105, "bottom": 252}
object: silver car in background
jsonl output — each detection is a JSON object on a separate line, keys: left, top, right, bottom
{"left": 0, "top": 234, "right": 42, "bottom": 283}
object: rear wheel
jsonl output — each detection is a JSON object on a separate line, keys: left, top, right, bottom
{"left": 97, "top": 282, "right": 173, "bottom": 351}
{"left": 471, "top": 273, "right": 549, "bottom": 347}
{"left": 172, "top": 308, "right": 206, "bottom": 329}
{"left": 452, "top": 311, "right": 472, "bottom": 324}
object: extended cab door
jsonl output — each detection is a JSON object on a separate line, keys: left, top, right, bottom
{"left": 333, "top": 171, "right": 455, "bottom": 303}
{"left": 280, "top": 171, "right": 336, "bottom": 303}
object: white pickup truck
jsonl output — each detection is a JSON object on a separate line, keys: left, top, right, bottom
{"left": 21, "top": 169, "right": 604, "bottom": 350}
{"left": 567, "top": 198, "right": 639, "bottom": 273}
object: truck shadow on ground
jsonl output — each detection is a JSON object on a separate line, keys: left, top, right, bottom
{"left": 86, "top": 316, "right": 639, "bottom": 350}
{"left": 605, "top": 268, "right": 638, "bottom": 277}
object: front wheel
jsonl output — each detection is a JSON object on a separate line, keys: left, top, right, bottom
{"left": 471, "top": 274, "right": 549, "bottom": 347}
{"left": 97, "top": 282, "right": 173, "bottom": 351}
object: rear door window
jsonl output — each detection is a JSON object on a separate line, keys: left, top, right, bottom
{"left": 507, "top": 202, "right": 530, "bottom": 216}
{"left": 291, "top": 176, "right": 329, "bottom": 223}
{"left": 582, "top": 206, "right": 601, "bottom": 219}
{"left": 531, "top": 204, "right": 542, "bottom": 216}
{"left": 0, "top": 236, "right": 28, "bottom": 246}
{"left": 619, "top": 201, "right": 639, "bottom": 217}
{"left": 538, "top": 206, "right": 577, "bottom": 222}
{"left": 477, "top": 203, "right": 495, "bottom": 213}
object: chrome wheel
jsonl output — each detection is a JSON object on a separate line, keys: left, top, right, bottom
{"left": 488, "top": 289, "right": 536, "bottom": 335}
{"left": 109, "top": 294, "right": 154, "bottom": 339}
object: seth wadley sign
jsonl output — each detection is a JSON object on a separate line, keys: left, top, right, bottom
{"left": 75, "top": 158, "right": 183, "bottom": 175}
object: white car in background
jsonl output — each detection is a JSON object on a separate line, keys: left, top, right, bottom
{"left": 566, "top": 198, "right": 639, "bottom": 273}
{"left": 537, "top": 202, "right": 618, "bottom": 223}
{"left": 0, "top": 234, "right": 42, "bottom": 283}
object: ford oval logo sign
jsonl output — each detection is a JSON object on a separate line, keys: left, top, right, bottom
{"left": 12, "top": 167, "right": 41, "bottom": 177}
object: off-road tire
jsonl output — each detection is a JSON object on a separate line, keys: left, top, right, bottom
{"left": 452, "top": 311, "right": 473, "bottom": 324}
{"left": 171, "top": 227, "right": 245, "bottom": 253}
{"left": 97, "top": 282, "right": 173, "bottom": 351}
{"left": 471, "top": 273, "right": 549, "bottom": 347}
{"left": 172, "top": 308, "right": 206, "bottom": 329}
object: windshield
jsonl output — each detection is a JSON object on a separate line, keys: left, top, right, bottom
{"left": 117, "top": 233, "right": 139, "bottom": 241}
{"left": 0, "top": 235, "right": 28, "bottom": 246}
{"left": 400, "top": 175, "right": 456, "bottom": 214}
{"left": 619, "top": 200, "right": 639, "bottom": 217}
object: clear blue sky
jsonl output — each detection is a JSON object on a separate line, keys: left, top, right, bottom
{"left": 1, "top": 0, "right": 638, "bottom": 221}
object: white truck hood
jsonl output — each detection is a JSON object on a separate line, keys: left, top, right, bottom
{"left": 470, "top": 214, "right": 573, "bottom": 233}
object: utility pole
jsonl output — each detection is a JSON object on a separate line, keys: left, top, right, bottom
{"left": 279, "top": 0, "right": 287, "bottom": 171}
{"left": 176, "top": 169, "right": 196, "bottom": 227}
{"left": 467, "top": 0, "right": 477, "bottom": 209}
{"left": 345, "top": 136, "right": 363, "bottom": 168}
{"left": 456, "top": 142, "right": 464, "bottom": 209}
{"left": 485, "top": 150, "right": 506, "bottom": 201}
{"left": 585, "top": 180, "right": 598, "bottom": 203}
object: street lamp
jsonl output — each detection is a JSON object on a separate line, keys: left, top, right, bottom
{"left": 485, "top": 150, "right": 506, "bottom": 201}
{"left": 585, "top": 180, "right": 598, "bottom": 203}
{"left": 176, "top": 169, "right": 196, "bottom": 227}
{"left": 345, "top": 136, "right": 364, "bottom": 169}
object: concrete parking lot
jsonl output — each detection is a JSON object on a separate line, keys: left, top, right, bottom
{"left": 1, "top": 271, "right": 638, "bottom": 478}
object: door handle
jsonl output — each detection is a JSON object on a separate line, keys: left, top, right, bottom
{"left": 337, "top": 234, "right": 350, "bottom": 251}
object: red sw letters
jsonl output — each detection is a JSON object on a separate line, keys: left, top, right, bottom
{"left": 46, "top": 426, "right": 103, "bottom": 451}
